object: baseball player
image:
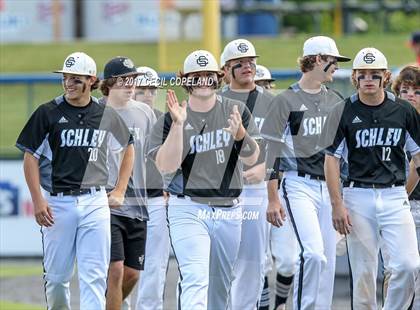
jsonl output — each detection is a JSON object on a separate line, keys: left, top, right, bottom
{"left": 219, "top": 38, "right": 274, "bottom": 310}
{"left": 147, "top": 50, "right": 260, "bottom": 310}
{"left": 16, "top": 52, "right": 134, "bottom": 310}
{"left": 254, "top": 65, "right": 275, "bottom": 90}
{"left": 133, "top": 66, "right": 171, "bottom": 310}
{"left": 322, "top": 47, "right": 420, "bottom": 309}
{"left": 379, "top": 64, "right": 420, "bottom": 307}
{"left": 255, "top": 63, "right": 297, "bottom": 310}
{"left": 98, "top": 57, "right": 156, "bottom": 310}
{"left": 261, "top": 36, "right": 350, "bottom": 310}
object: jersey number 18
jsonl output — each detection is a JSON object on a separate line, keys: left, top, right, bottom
{"left": 215, "top": 149, "right": 225, "bottom": 164}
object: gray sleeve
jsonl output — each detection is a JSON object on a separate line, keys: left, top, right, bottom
{"left": 147, "top": 112, "right": 172, "bottom": 161}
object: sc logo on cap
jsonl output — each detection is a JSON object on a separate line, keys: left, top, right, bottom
{"left": 145, "top": 71, "right": 153, "bottom": 80}
{"left": 256, "top": 69, "right": 264, "bottom": 78}
{"left": 65, "top": 57, "right": 76, "bottom": 68}
{"left": 363, "top": 53, "right": 375, "bottom": 64}
{"left": 196, "top": 56, "right": 209, "bottom": 67}
{"left": 237, "top": 43, "right": 249, "bottom": 53}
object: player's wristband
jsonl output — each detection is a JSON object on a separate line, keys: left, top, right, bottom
{"left": 236, "top": 133, "right": 257, "bottom": 157}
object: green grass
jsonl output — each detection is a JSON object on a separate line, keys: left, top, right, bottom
{"left": 0, "top": 264, "right": 42, "bottom": 278}
{"left": 0, "top": 33, "right": 413, "bottom": 156}
{"left": 0, "top": 301, "right": 44, "bottom": 310}
{"left": 0, "top": 34, "right": 413, "bottom": 73}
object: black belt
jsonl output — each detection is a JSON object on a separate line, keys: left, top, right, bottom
{"left": 297, "top": 172, "right": 325, "bottom": 181}
{"left": 50, "top": 187, "right": 102, "bottom": 196}
{"left": 176, "top": 194, "right": 238, "bottom": 207}
{"left": 343, "top": 181, "right": 404, "bottom": 189}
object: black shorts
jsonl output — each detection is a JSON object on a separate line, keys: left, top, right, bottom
{"left": 110, "top": 214, "right": 147, "bottom": 270}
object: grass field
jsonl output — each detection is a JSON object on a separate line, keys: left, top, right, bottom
{"left": 0, "top": 33, "right": 414, "bottom": 156}
{"left": 0, "top": 301, "right": 44, "bottom": 310}
{"left": 0, "top": 263, "right": 42, "bottom": 278}
{"left": 0, "top": 263, "right": 44, "bottom": 310}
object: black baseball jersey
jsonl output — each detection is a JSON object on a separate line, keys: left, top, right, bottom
{"left": 323, "top": 91, "right": 420, "bottom": 185}
{"left": 219, "top": 85, "right": 274, "bottom": 173}
{"left": 261, "top": 83, "right": 344, "bottom": 177}
{"left": 16, "top": 95, "right": 133, "bottom": 193}
{"left": 147, "top": 95, "right": 259, "bottom": 205}
{"left": 146, "top": 108, "right": 165, "bottom": 198}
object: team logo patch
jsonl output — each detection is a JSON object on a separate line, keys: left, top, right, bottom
{"left": 299, "top": 104, "right": 308, "bottom": 111}
{"left": 138, "top": 255, "right": 145, "bottom": 265}
{"left": 185, "top": 123, "right": 194, "bottom": 130}
{"left": 123, "top": 58, "right": 135, "bottom": 69}
{"left": 352, "top": 116, "right": 362, "bottom": 123}
{"left": 196, "top": 55, "right": 209, "bottom": 67}
{"left": 58, "top": 116, "right": 68, "bottom": 123}
{"left": 65, "top": 57, "right": 76, "bottom": 68}
{"left": 363, "top": 53, "right": 375, "bottom": 64}
{"left": 237, "top": 42, "right": 249, "bottom": 53}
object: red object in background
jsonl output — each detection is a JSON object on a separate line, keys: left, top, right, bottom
{"left": 37, "top": 2, "right": 64, "bottom": 21}
{"left": 0, "top": 0, "right": 5, "bottom": 11}
{"left": 103, "top": 2, "right": 130, "bottom": 20}
{"left": 23, "top": 200, "right": 34, "bottom": 216}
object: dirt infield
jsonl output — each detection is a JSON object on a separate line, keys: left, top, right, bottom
{"left": 1, "top": 258, "right": 380, "bottom": 309}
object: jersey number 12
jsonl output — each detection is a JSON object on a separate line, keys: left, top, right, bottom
{"left": 381, "top": 147, "right": 391, "bottom": 161}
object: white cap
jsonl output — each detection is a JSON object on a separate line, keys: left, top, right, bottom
{"left": 220, "top": 50, "right": 227, "bottom": 69}
{"left": 222, "top": 39, "right": 259, "bottom": 63}
{"left": 303, "top": 36, "right": 350, "bottom": 62}
{"left": 53, "top": 52, "right": 97, "bottom": 76}
{"left": 136, "top": 66, "right": 160, "bottom": 87}
{"left": 183, "top": 50, "right": 219, "bottom": 74}
{"left": 255, "top": 65, "right": 274, "bottom": 82}
{"left": 352, "top": 47, "right": 388, "bottom": 70}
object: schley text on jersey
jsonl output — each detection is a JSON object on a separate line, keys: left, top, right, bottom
{"left": 355, "top": 128, "right": 402, "bottom": 148}
{"left": 60, "top": 129, "right": 107, "bottom": 147}
{"left": 189, "top": 129, "right": 231, "bottom": 154}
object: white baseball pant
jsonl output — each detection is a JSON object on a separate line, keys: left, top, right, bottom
{"left": 411, "top": 200, "right": 420, "bottom": 309}
{"left": 344, "top": 186, "right": 419, "bottom": 310}
{"left": 281, "top": 171, "right": 336, "bottom": 310}
{"left": 271, "top": 211, "right": 298, "bottom": 277}
{"left": 168, "top": 196, "right": 242, "bottom": 310}
{"left": 135, "top": 196, "right": 170, "bottom": 310}
{"left": 42, "top": 189, "right": 110, "bottom": 310}
{"left": 229, "top": 182, "right": 269, "bottom": 310}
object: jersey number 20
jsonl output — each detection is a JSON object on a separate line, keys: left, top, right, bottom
{"left": 88, "top": 147, "right": 99, "bottom": 162}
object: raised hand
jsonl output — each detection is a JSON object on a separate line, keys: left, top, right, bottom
{"left": 223, "top": 105, "right": 245, "bottom": 141}
{"left": 166, "top": 89, "right": 187, "bottom": 125}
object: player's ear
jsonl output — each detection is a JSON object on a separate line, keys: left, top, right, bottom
{"left": 315, "top": 54, "right": 322, "bottom": 65}
{"left": 383, "top": 70, "right": 392, "bottom": 88}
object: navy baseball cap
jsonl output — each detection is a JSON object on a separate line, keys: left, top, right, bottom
{"left": 103, "top": 57, "right": 138, "bottom": 79}
{"left": 411, "top": 31, "right": 420, "bottom": 44}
